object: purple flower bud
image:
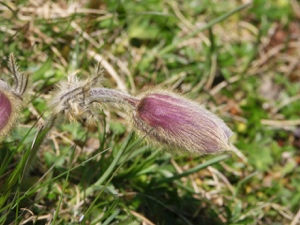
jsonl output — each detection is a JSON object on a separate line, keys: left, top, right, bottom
{"left": 0, "top": 91, "right": 12, "bottom": 132}
{"left": 133, "top": 91, "right": 232, "bottom": 154}
{"left": 0, "top": 54, "right": 28, "bottom": 140}
{"left": 0, "top": 86, "right": 20, "bottom": 140}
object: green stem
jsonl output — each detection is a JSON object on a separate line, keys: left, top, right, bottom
{"left": 22, "top": 115, "right": 57, "bottom": 178}
{"left": 82, "top": 131, "right": 134, "bottom": 198}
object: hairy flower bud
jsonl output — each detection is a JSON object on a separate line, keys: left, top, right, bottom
{"left": 0, "top": 54, "right": 29, "bottom": 140}
{"left": 132, "top": 91, "right": 232, "bottom": 154}
{"left": 0, "top": 88, "right": 12, "bottom": 131}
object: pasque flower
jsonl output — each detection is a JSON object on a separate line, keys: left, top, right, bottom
{"left": 132, "top": 90, "right": 232, "bottom": 154}
{"left": 50, "top": 65, "right": 232, "bottom": 155}
{"left": 0, "top": 54, "right": 29, "bottom": 140}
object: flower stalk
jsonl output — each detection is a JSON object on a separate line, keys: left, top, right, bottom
{"left": 89, "top": 88, "right": 139, "bottom": 107}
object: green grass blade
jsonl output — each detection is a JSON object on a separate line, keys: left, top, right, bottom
{"left": 155, "top": 154, "right": 230, "bottom": 185}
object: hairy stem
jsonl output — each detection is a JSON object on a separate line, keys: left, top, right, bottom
{"left": 89, "top": 88, "right": 139, "bottom": 108}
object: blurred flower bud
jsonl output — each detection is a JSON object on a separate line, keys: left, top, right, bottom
{"left": 133, "top": 91, "right": 232, "bottom": 154}
{"left": 0, "top": 54, "right": 29, "bottom": 140}
{"left": 0, "top": 85, "right": 13, "bottom": 132}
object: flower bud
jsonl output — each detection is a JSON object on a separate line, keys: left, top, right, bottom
{"left": 133, "top": 91, "right": 232, "bottom": 154}
{"left": 0, "top": 88, "right": 12, "bottom": 131}
{"left": 0, "top": 54, "right": 29, "bottom": 140}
